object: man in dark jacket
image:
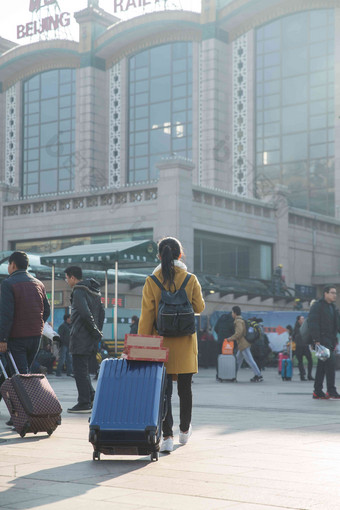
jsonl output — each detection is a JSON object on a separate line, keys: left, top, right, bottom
{"left": 65, "top": 266, "right": 104, "bottom": 413}
{"left": 56, "top": 313, "right": 73, "bottom": 377}
{"left": 0, "top": 251, "right": 50, "bottom": 373}
{"left": 308, "top": 285, "right": 340, "bottom": 399}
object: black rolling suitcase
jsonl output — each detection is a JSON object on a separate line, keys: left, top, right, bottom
{"left": 89, "top": 358, "right": 166, "bottom": 461}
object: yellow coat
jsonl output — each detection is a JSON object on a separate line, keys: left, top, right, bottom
{"left": 138, "top": 263, "right": 205, "bottom": 374}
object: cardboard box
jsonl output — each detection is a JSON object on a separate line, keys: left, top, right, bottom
{"left": 124, "top": 334, "right": 163, "bottom": 349}
{"left": 126, "top": 346, "right": 169, "bottom": 362}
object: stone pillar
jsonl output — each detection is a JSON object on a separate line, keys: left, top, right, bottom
{"left": 200, "top": 0, "right": 230, "bottom": 191}
{"left": 0, "top": 183, "right": 20, "bottom": 250}
{"left": 273, "top": 185, "right": 290, "bottom": 286}
{"left": 74, "top": 4, "right": 119, "bottom": 192}
{"left": 154, "top": 157, "right": 195, "bottom": 270}
{"left": 334, "top": 8, "right": 340, "bottom": 218}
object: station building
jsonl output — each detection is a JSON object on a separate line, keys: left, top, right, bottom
{"left": 1, "top": 0, "right": 340, "bottom": 314}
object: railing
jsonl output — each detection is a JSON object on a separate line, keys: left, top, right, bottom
{"left": 4, "top": 185, "right": 158, "bottom": 217}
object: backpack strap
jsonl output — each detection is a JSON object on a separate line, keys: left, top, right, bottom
{"left": 180, "top": 273, "right": 192, "bottom": 290}
{"left": 149, "top": 274, "right": 165, "bottom": 290}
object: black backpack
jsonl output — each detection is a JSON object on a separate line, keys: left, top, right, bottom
{"left": 244, "top": 319, "right": 261, "bottom": 344}
{"left": 299, "top": 317, "right": 312, "bottom": 345}
{"left": 149, "top": 273, "right": 196, "bottom": 337}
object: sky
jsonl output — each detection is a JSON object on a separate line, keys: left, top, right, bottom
{"left": 0, "top": 0, "right": 201, "bottom": 44}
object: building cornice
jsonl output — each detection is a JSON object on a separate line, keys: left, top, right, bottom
{"left": 0, "top": 40, "right": 80, "bottom": 91}
{"left": 218, "top": 0, "right": 340, "bottom": 41}
{"left": 105, "top": 29, "right": 201, "bottom": 68}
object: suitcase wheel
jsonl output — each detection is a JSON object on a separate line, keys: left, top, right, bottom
{"left": 20, "top": 422, "right": 31, "bottom": 438}
{"left": 93, "top": 451, "right": 100, "bottom": 461}
{"left": 151, "top": 451, "right": 159, "bottom": 462}
{"left": 47, "top": 430, "right": 53, "bottom": 436}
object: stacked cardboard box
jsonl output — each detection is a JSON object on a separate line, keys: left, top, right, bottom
{"left": 123, "top": 334, "right": 169, "bottom": 362}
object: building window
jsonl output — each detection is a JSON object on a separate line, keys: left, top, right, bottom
{"left": 128, "top": 42, "right": 193, "bottom": 183}
{"left": 255, "top": 9, "right": 334, "bottom": 216}
{"left": 22, "top": 68, "right": 76, "bottom": 197}
{"left": 12, "top": 229, "right": 153, "bottom": 254}
{"left": 194, "top": 231, "right": 272, "bottom": 280}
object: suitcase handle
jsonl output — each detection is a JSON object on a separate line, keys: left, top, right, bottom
{"left": 0, "top": 358, "right": 8, "bottom": 379}
{"left": 0, "top": 352, "right": 20, "bottom": 379}
{"left": 7, "top": 352, "right": 20, "bottom": 375}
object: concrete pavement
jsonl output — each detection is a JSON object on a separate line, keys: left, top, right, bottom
{"left": 1, "top": 365, "right": 340, "bottom": 510}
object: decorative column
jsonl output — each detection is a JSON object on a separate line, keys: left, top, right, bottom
{"left": 273, "top": 185, "right": 290, "bottom": 286}
{"left": 334, "top": 8, "right": 340, "bottom": 217}
{"left": 154, "top": 156, "right": 195, "bottom": 270}
{"left": 74, "top": 4, "right": 119, "bottom": 191}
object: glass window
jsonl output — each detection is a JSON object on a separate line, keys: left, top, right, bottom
{"left": 282, "top": 104, "right": 308, "bottom": 133}
{"left": 194, "top": 230, "right": 272, "bottom": 280}
{"left": 41, "top": 70, "right": 58, "bottom": 99}
{"left": 282, "top": 75, "right": 308, "bottom": 105}
{"left": 128, "top": 42, "right": 192, "bottom": 183}
{"left": 22, "top": 68, "right": 75, "bottom": 196}
{"left": 255, "top": 9, "right": 335, "bottom": 216}
{"left": 282, "top": 133, "right": 308, "bottom": 161}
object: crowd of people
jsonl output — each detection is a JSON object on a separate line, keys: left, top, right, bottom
{"left": 1, "top": 246, "right": 340, "bottom": 452}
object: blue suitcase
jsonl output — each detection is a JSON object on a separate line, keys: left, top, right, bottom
{"left": 89, "top": 358, "right": 166, "bottom": 461}
{"left": 281, "top": 358, "right": 293, "bottom": 380}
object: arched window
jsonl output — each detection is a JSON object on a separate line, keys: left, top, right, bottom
{"left": 128, "top": 42, "right": 192, "bottom": 183}
{"left": 255, "top": 9, "right": 334, "bottom": 216}
{"left": 22, "top": 68, "right": 76, "bottom": 196}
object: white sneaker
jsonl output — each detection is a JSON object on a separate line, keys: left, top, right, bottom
{"left": 160, "top": 437, "right": 174, "bottom": 453}
{"left": 179, "top": 424, "right": 192, "bottom": 445}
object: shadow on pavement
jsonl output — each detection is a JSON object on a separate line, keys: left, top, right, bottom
{"left": 1, "top": 459, "right": 149, "bottom": 508}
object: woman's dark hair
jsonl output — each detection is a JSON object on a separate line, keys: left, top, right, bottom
{"left": 158, "top": 237, "right": 183, "bottom": 287}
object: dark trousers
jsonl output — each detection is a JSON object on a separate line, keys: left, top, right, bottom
{"left": 56, "top": 344, "right": 73, "bottom": 376}
{"left": 163, "top": 373, "right": 193, "bottom": 438}
{"left": 296, "top": 345, "right": 313, "bottom": 378}
{"left": 7, "top": 336, "right": 41, "bottom": 374}
{"left": 72, "top": 354, "right": 95, "bottom": 406}
{"left": 314, "top": 350, "right": 336, "bottom": 395}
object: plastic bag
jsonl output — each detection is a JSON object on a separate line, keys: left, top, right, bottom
{"left": 314, "top": 344, "right": 330, "bottom": 361}
{"left": 222, "top": 339, "right": 234, "bottom": 355}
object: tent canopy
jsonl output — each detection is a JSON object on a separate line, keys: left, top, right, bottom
{"left": 40, "top": 240, "right": 158, "bottom": 269}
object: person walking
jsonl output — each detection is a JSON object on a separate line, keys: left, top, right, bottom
{"left": 0, "top": 251, "right": 50, "bottom": 373}
{"left": 56, "top": 313, "right": 73, "bottom": 377}
{"left": 308, "top": 285, "right": 340, "bottom": 399}
{"left": 0, "top": 251, "right": 50, "bottom": 426}
{"left": 64, "top": 266, "right": 105, "bottom": 413}
{"left": 228, "top": 306, "right": 263, "bottom": 382}
{"left": 138, "top": 237, "right": 205, "bottom": 453}
{"left": 293, "top": 315, "right": 314, "bottom": 381}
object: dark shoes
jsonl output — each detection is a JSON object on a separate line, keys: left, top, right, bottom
{"left": 300, "top": 376, "right": 307, "bottom": 381}
{"left": 308, "top": 376, "right": 315, "bottom": 381}
{"left": 313, "top": 391, "right": 328, "bottom": 399}
{"left": 67, "top": 403, "right": 92, "bottom": 414}
{"left": 250, "top": 375, "right": 263, "bottom": 383}
{"left": 326, "top": 392, "right": 340, "bottom": 400}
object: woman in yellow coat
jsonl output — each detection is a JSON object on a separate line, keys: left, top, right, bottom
{"left": 138, "top": 237, "right": 205, "bottom": 453}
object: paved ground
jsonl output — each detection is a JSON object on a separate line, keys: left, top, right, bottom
{"left": 1, "top": 365, "right": 340, "bottom": 510}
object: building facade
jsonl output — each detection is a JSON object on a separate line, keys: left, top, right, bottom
{"left": 1, "top": 0, "right": 340, "bottom": 313}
